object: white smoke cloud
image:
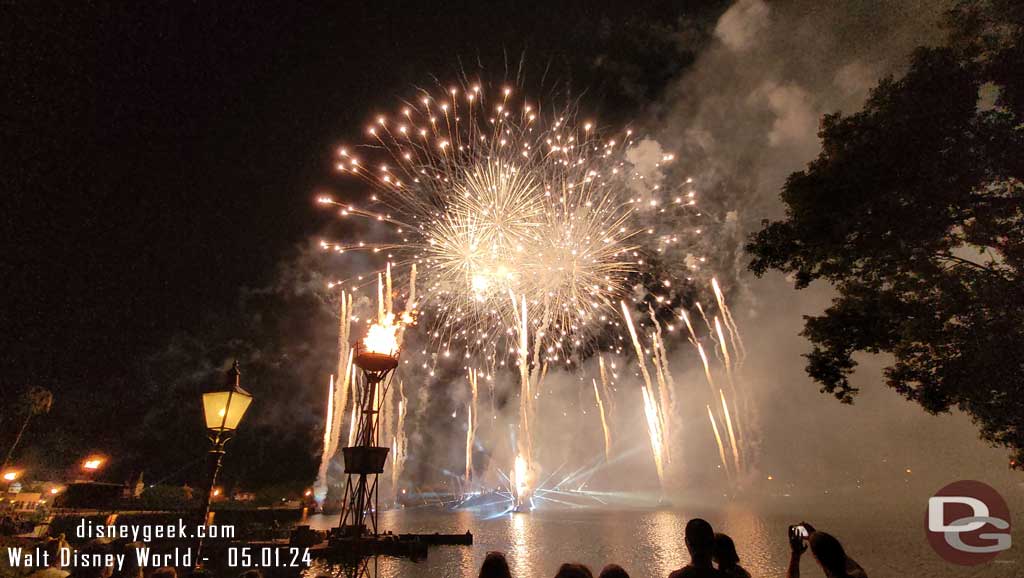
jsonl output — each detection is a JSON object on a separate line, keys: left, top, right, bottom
{"left": 753, "top": 81, "right": 819, "bottom": 153}
{"left": 631, "top": 0, "right": 1019, "bottom": 493}
{"left": 714, "top": 0, "right": 770, "bottom": 52}
{"left": 833, "top": 60, "right": 878, "bottom": 102}
{"left": 625, "top": 137, "right": 667, "bottom": 180}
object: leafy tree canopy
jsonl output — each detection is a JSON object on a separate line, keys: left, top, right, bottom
{"left": 747, "top": 0, "right": 1024, "bottom": 466}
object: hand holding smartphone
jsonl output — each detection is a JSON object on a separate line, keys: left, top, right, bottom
{"left": 788, "top": 523, "right": 811, "bottom": 554}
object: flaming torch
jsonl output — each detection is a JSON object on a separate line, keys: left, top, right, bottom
{"left": 333, "top": 311, "right": 413, "bottom": 542}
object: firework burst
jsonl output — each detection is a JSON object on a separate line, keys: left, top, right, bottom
{"left": 318, "top": 83, "right": 683, "bottom": 368}
{"left": 314, "top": 82, "right": 764, "bottom": 504}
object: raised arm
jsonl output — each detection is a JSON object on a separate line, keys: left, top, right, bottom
{"left": 786, "top": 524, "right": 809, "bottom": 578}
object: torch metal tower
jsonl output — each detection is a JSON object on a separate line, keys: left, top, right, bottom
{"left": 334, "top": 341, "right": 398, "bottom": 540}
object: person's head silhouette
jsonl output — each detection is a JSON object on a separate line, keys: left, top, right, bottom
{"left": 684, "top": 518, "right": 716, "bottom": 566}
{"left": 553, "top": 562, "right": 593, "bottom": 578}
{"left": 713, "top": 532, "right": 741, "bottom": 568}
{"left": 598, "top": 563, "right": 629, "bottom": 578}
{"left": 809, "top": 532, "right": 848, "bottom": 577}
{"left": 479, "top": 551, "right": 512, "bottom": 578}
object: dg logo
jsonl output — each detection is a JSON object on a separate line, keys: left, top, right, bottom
{"left": 926, "top": 480, "right": 1012, "bottom": 565}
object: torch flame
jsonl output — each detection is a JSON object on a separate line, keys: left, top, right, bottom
{"left": 362, "top": 310, "right": 416, "bottom": 355}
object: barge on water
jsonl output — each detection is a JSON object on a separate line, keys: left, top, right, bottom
{"left": 294, "top": 525, "right": 473, "bottom": 562}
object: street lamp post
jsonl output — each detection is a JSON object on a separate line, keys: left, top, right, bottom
{"left": 196, "top": 360, "right": 253, "bottom": 567}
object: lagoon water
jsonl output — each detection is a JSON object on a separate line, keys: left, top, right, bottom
{"left": 300, "top": 498, "right": 1022, "bottom": 578}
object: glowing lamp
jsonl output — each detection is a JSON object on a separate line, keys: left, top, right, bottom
{"left": 195, "top": 360, "right": 253, "bottom": 569}
{"left": 82, "top": 456, "right": 105, "bottom": 471}
{"left": 2, "top": 471, "right": 19, "bottom": 482}
{"left": 203, "top": 361, "right": 253, "bottom": 433}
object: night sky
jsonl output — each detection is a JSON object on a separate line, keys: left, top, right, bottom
{"left": 5, "top": 1, "right": 727, "bottom": 488}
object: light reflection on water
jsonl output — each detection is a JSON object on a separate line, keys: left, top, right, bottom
{"left": 301, "top": 503, "right": 1021, "bottom": 578}
{"left": 640, "top": 511, "right": 687, "bottom": 575}
{"left": 509, "top": 509, "right": 535, "bottom": 578}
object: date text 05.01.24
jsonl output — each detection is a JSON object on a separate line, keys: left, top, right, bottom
{"left": 226, "top": 547, "right": 312, "bottom": 568}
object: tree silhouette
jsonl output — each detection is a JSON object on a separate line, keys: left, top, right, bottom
{"left": 2, "top": 386, "right": 54, "bottom": 472}
{"left": 747, "top": 1, "right": 1023, "bottom": 467}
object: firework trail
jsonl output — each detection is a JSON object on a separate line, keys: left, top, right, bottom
{"left": 598, "top": 354, "right": 614, "bottom": 416}
{"left": 714, "top": 314, "right": 745, "bottom": 463}
{"left": 680, "top": 309, "right": 699, "bottom": 345}
{"left": 314, "top": 290, "right": 355, "bottom": 506}
{"left": 707, "top": 405, "right": 731, "bottom": 479}
{"left": 391, "top": 383, "right": 407, "bottom": 497}
{"left": 465, "top": 370, "right": 479, "bottom": 482}
{"left": 346, "top": 375, "right": 359, "bottom": 448}
{"left": 379, "top": 271, "right": 395, "bottom": 454}
{"left": 714, "top": 316, "right": 735, "bottom": 393}
{"left": 330, "top": 292, "right": 354, "bottom": 459}
{"left": 593, "top": 378, "right": 612, "bottom": 461}
{"left": 313, "top": 374, "right": 335, "bottom": 504}
{"left": 640, "top": 387, "right": 666, "bottom": 486}
{"left": 694, "top": 301, "right": 719, "bottom": 349}
{"left": 720, "top": 389, "right": 741, "bottom": 473}
{"left": 684, "top": 301, "right": 744, "bottom": 480}
{"left": 465, "top": 404, "right": 474, "bottom": 483}
{"left": 620, "top": 301, "right": 666, "bottom": 488}
{"left": 383, "top": 264, "right": 417, "bottom": 503}
{"left": 712, "top": 277, "right": 746, "bottom": 363}
{"left": 649, "top": 334, "right": 672, "bottom": 465}
{"left": 648, "top": 305, "right": 676, "bottom": 464}
{"left": 384, "top": 261, "right": 394, "bottom": 316}
{"left": 511, "top": 292, "right": 534, "bottom": 505}
{"left": 713, "top": 277, "right": 758, "bottom": 470}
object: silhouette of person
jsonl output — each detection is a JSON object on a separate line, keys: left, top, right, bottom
{"left": 713, "top": 533, "right": 751, "bottom": 578}
{"left": 598, "top": 563, "right": 630, "bottom": 578}
{"left": 787, "top": 522, "right": 867, "bottom": 578}
{"left": 479, "top": 551, "right": 513, "bottom": 578}
{"left": 553, "top": 562, "right": 594, "bottom": 578}
{"left": 668, "top": 518, "right": 726, "bottom": 577}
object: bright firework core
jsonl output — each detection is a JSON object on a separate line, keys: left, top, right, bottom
{"left": 321, "top": 84, "right": 687, "bottom": 367}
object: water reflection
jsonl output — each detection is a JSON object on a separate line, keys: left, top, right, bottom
{"left": 720, "top": 506, "right": 777, "bottom": 575}
{"left": 290, "top": 500, "right": 1021, "bottom": 577}
{"left": 642, "top": 510, "right": 687, "bottom": 575}
{"left": 453, "top": 510, "right": 474, "bottom": 576}
{"left": 509, "top": 512, "right": 536, "bottom": 577}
